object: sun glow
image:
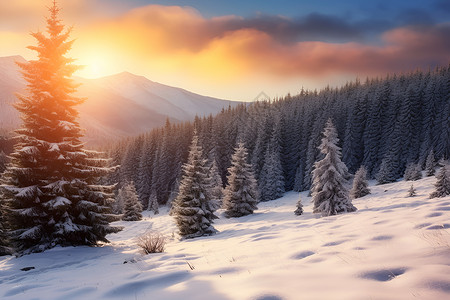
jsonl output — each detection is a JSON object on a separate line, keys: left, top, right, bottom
{"left": 76, "top": 55, "right": 111, "bottom": 79}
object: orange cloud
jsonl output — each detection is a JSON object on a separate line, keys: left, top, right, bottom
{"left": 2, "top": 3, "right": 449, "bottom": 100}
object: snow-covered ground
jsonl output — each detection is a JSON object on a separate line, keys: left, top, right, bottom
{"left": 1, "top": 175, "right": 449, "bottom": 300}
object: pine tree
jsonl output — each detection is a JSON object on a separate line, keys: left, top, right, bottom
{"left": 404, "top": 163, "right": 422, "bottom": 181}
{"left": 311, "top": 119, "right": 356, "bottom": 216}
{"left": 121, "top": 183, "right": 143, "bottom": 221}
{"left": 208, "top": 159, "right": 224, "bottom": 205}
{"left": 425, "top": 150, "right": 436, "bottom": 176}
{"left": 113, "top": 188, "right": 125, "bottom": 214}
{"left": 259, "top": 126, "right": 285, "bottom": 201}
{"left": 223, "top": 143, "right": 259, "bottom": 218}
{"left": 430, "top": 164, "right": 450, "bottom": 198}
{"left": 294, "top": 196, "right": 303, "bottom": 216}
{"left": 147, "top": 188, "right": 159, "bottom": 215}
{"left": 0, "top": 196, "right": 11, "bottom": 255}
{"left": 0, "top": 2, "right": 120, "bottom": 254}
{"left": 376, "top": 156, "right": 397, "bottom": 185}
{"left": 173, "top": 133, "right": 218, "bottom": 238}
{"left": 350, "top": 165, "right": 371, "bottom": 199}
{"left": 407, "top": 184, "right": 416, "bottom": 197}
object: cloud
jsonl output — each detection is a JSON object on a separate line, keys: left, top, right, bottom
{"left": 77, "top": 5, "right": 450, "bottom": 77}
{"left": 2, "top": 3, "right": 448, "bottom": 99}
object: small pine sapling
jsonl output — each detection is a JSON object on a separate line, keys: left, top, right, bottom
{"left": 294, "top": 196, "right": 303, "bottom": 216}
{"left": 407, "top": 184, "right": 416, "bottom": 197}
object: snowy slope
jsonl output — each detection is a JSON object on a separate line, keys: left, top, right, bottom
{"left": 92, "top": 72, "right": 236, "bottom": 122}
{"left": 0, "top": 56, "right": 239, "bottom": 143}
{"left": 1, "top": 175, "right": 449, "bottom": 299}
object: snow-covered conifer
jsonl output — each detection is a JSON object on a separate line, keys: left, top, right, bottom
{"left": 425, "top": 150, "right": 436, "bottom": 177}
{"left": 311, "top": 119, "right": 356, "bottom": 216}
{"left": 407, "top": 184, "right": 416, "bottom": 197}
{"left": 148, "top": 189, "right": 159, "bottom": 215}
{"left": 208, "top": 159, "right": 224, "bottom": 205}
{"left": 113, "top": 188, "right": 125, "bottom": 214}
{"left": 259, "top": 126, "right": 285, "bottom": 201}
{"left": 0, "top": 197, "right": 11, "bottom": 255}
{"left": 376, "top": 156, "right": 397, "bottom": 185}
{"left": 350, "top": 166, "right": 371, "bottom": 199}
{"left": 294, "top": 196, "right": 303, "bottom": 216}
{"left": 404, "top": 163, "right": 422, "bottom": 181}
{"left": 223, "top": 143, "right": 259, "bottom": 218}
{"left": 0, "top": 3, "right": 120, "bottom": 254}
{"left": 173, "top": 133, "right": 218, "bottom": 238}
{"left": 430, "top": 164, "right": 450, "bottom": 198}
{"left": 122, "top": 183, "right": 143, "bottom": 221}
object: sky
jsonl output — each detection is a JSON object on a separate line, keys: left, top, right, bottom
{"left": 1, "top": 0, "right": 449, "bottom": 101}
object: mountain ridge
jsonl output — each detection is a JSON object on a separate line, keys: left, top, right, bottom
{"left": 0, "top": 56, "right": 240, "bottom": 144}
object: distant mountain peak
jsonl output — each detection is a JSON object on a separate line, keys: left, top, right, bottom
{"left": 0, "top": 55, "right": 27, "bottom": 65}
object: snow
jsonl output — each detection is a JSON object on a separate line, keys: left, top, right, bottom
{"left": 42, "top": 196, "right": 71, "bottom": 209}
{"left": 1, "top": 176, "right": 449, "bottom": 299}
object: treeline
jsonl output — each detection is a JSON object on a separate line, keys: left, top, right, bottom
{"left": 107, "top": 66, "right": 450, "bottom": 208}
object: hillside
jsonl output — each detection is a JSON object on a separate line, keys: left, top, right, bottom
{"left": 1, "top": 175, "right": 449, "bottom": 299}
{"left": 0, "top": 56, "right": 239, "bottom": 144}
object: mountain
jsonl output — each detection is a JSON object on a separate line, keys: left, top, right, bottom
{"left": 0, "top": 55, "right": 240, "bottom": 144}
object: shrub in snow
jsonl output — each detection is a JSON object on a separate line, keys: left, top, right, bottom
{"left": 430, "top": 164, "right": 450, "bottom": 198}
{"left": 0, "top": 3, "right": 120, "bottom": 254}
{"left": 147, "top": 189, "right": 159, "bottom": 215}
{"left": 404, "top": 163, "right": 422, "bottom": 181}
{"left": 173, "top": 133, "right": 218, "bottom": 238}
{"left": 121, "top": 183, "right": 143, "bottom": 221}
{"left": 223, "top": 143, "right": 259, "bottom": 218}
{"left": 137, "top": 231, "right": 166, "bottom": 254}
{"left": 311, "top": 119, "right": 356, "bottom": 216}
{"left": 294, "top": 196, "right": 303, "bottom": 216}
{"left": 425, "top": 150, "right": 436, "bottom": 177}
{"left": 350, "top": 166, "right": 371, "bottom": 199}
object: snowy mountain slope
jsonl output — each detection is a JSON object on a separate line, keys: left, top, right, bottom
{"left": 0, "top": 56, "right": 239, "bottom": 143}
{"left": 92, "top": 72, "right": 236, "bottom": 122}
{"left": 1, "top": 175, "right": 449, "bottom": 300}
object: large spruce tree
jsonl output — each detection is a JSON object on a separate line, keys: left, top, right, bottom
{"left": 223, "top": 143, "right": 259, "bottom": 218}
{"left": 311, "top": 119, "right": 356, "bottom": 216}
{"left": 0, "top": 2, "right": 120, "bottom": 254}
{"left": 173, "top": 133, "right": 218, "bottom": 238}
